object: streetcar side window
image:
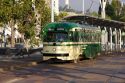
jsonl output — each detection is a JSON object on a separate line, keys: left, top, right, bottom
{"left": 72, "top": 31, "right": 80, "bottom": 42}
{"left": 79, "top": 30, "right": 101, "bottom": 42}
{"left": 44, "top": 31, "right": 69, "bottom": 42}
{"left": 69, "top": 32, "right": 73, "bottom": 41}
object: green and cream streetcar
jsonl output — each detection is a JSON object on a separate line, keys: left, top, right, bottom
{"left": 42, "top": 22, "right": 101, "bottom": 62}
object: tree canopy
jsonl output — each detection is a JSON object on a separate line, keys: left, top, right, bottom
{"left": 105, "top": 1, "right": 115, "bottom": 19}
{"left": 0, "top": 0, "right": 51, "bottom": 47}
{"left": 105, "top": 0, "right": 125, "bottom": 22}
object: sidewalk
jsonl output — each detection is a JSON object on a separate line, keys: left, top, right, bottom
{"left": 0, "top": 53, "right": 43, "bottom": 72}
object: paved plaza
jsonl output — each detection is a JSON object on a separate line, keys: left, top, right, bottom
{"left": 0, "top": 54, "right": 125, "bottom": 83}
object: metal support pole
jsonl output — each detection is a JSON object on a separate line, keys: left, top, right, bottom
{"left": 115, "top": 28, "right": 117, "bottom": 50}
{"left": 98, "top": 26, "right": 101, "bottom": 43}
{"left": 104, "top": 27, "right": 107, "bottom": 51}
{"left": 101, "top": 29, "right": 104, "bottom": 50}
{"left": 110, "top": 28, "right": 112, "bottom": 51}
{"left": 104, "top": 27, "right": 107, "bottom": 44}
{"left": 101, "top": 27, "right": 107, "bottom": 51}
{"left": 119, "top": 29, "right": 121, "bottom": 50}
{"left": 51, "top": 0, "right": 54, "bottom": 22}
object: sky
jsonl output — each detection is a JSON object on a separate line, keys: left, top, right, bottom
{"left": 59, "top": 0, "right": 125, "bottom": 12}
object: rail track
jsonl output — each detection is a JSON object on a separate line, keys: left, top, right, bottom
{"left": 0, "top": 51, "right": 125, "bottom": 83}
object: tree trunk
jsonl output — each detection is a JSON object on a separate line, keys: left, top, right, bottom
{"left": 10, "top": 19, "right": 15, "bottom": 47}
{"left": 23, "top": 38, "right": 30, "bottom": 53}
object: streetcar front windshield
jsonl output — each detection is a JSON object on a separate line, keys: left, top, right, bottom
{"left": 44, "top": 32, "right": 68, "bottom": 42}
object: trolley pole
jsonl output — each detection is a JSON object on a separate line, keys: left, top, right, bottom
{"left": 51, "top": 0, "right": 54, "bottom": 22}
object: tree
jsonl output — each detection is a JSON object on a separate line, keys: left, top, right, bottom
{"left": 103, "top": 0, "right": 125, "bottom": 21}
{"left": 55, "top": 12, "right": 68, "bottom": 22}
{"left": 0, "top": 0, "right": 22, "bottom": 47}
{"left": 111, "top": 0, "right": 121, "bottom": 16}
{"left": 120, "top": 4, "right": 125, "bottom": 22}
{"left": 0, "top": 0, "right": 51, "bottom": 47}
{"left": 0, "top": 0, "right": 35, "bottom": 47}
{"left": 18, "top": 0, "right": 51, "bottom": 46}
{"left": 120, "top": 16, "right": 125, "bottom": 22}
{"left": 32, "top": 0, "right": 51, "bottom": 42}
{"left": 91, "top": 12, "right": 99, "bottom": 17}
{"left": 35, "top": 0, "right": 51, "bottom": 29}
{"left": 121, "top": 4, "right": 125, "bottom": 15}
{"left": 18, "top": 0, "right": 35, "bottom": 40}
{"left": 105, "top": 1, "right": 115, "bottom": 19}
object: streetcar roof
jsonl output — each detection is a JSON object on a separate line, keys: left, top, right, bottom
{"left": 43, "top": 22, "right": 80, "bottom": 32}
{"left": 43, "top": 22, "right": 100, "bottom": 33}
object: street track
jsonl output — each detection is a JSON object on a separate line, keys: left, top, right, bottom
{"left": 0, "top": 52, "right": 125, "bottom": 83}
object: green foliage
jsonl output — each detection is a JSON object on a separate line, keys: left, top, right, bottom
{"left": 120, "top": 4, "right": 125, "bottom": 22}
{"left": 55, "top": 12, "right": 68, "bottom": 22}
{"left": 58, "top": 12, "right": 68, "bottom": 20}
{"left": 121, "top": 4, "right": 125, "bottom": 15}
{"left": 35, "top": 0, "right": 51, "bottom": 28}
{"left": 18, "top": 0, "right": 51, "bottom": 44}
{"left": 104, "top": 0, "right": 125, "bottom": 22}
{"left": 34, "top": 0, "right": 51, "bottom": 41}
{"left": 0, "top": 0, "right": 41, "bottom": 46}
{"left": 120, "top": 15, "right": 125, "bottom": 22}
{"left": 30, "top": 38, "right": 40, "bottom": 47}
{"left": 0, "top": 0, "right": 32, "bottom": 23}
{"left": 0, "top": 0, "right": 14, "bottom": 23}
{"left": 21, "top": 22, "right": 35, "bottom": 39}
{"left": 111, "top": 0, "right": 121, "bottom": 16}
{"left": 0, "top": 0, "right": 33, "bottom": 47}
{"left": 17, "top": 0, "right": 35, "bottom": 41}
{"left": 91, "top": 12, "right": 98, "bottom": 17}
{"left": 105, "top": 2, "right": 115, "bottom": 19}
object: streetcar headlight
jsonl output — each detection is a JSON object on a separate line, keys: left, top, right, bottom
{"left": 53, "top": 48, "right": 56, "bottom": 51}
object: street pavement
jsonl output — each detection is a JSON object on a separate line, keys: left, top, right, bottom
{"left": 0, "top": 54, "right": 125, "bottom": 83}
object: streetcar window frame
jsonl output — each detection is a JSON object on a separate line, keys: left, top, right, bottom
{"left": 43, "top": 31, "right": 70, "bottom": 42}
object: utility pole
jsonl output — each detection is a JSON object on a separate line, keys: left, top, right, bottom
{"left": 54, "top": 0, "right": 59, "bottom": 15}
{"left": 82, "top": 0, "right": 85, "bottom": 15}
{"left": 65, "top": 0, "right": 69, "bottom": 9}
{"left": 51, "top": 0, "right": 54, "bottom": 22}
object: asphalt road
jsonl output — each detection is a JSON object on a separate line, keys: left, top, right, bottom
{"left": 0, "top": 55, "right": 125, "bottom": 83}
